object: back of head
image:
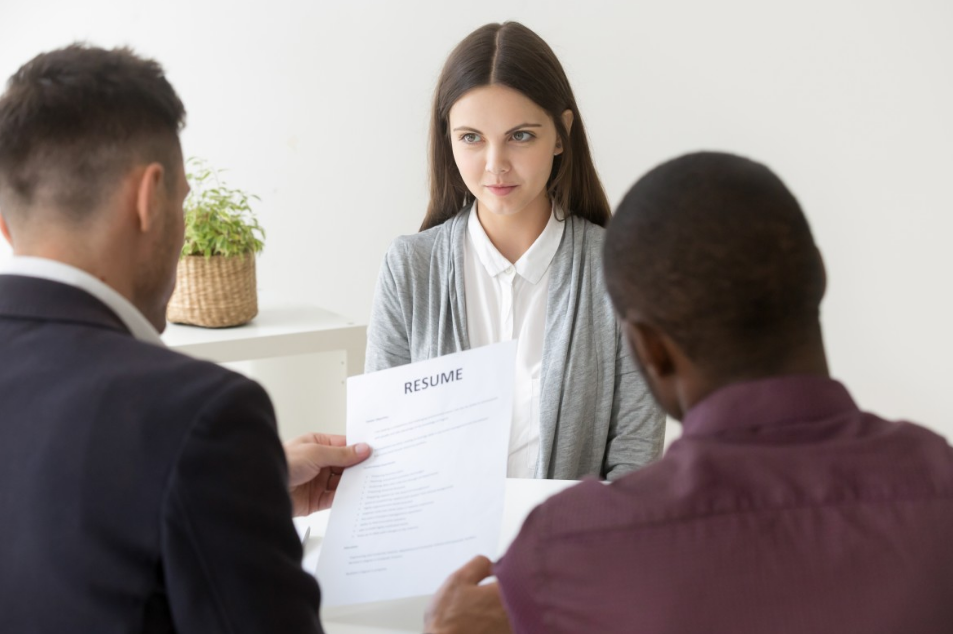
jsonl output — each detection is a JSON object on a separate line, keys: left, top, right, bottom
{"left": 423, "top": 21, "right": 610, "bottom": 230}
{"left": 604, "top": 152, "right": 826, "bottom": 378}
{"left": 0, "top": 44, "right": 186, "bottom": 228}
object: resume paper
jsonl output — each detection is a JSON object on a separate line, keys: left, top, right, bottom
{"left": 315, "top": 341, "right": 517, "bottom": 606}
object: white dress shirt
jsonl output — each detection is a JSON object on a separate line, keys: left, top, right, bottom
{"left": 0, "top": 256, "right": 164, "bottom": 345}
{"left": 463, "top": 204, "right": 565, "bottom": 478}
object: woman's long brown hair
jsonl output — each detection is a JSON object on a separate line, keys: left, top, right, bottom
{"left": 421, "top": 22, "right": 611, "bottom": 231}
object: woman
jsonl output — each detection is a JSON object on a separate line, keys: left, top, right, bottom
{"left": 366, "top": 21, "right": 664, "bottom": 480}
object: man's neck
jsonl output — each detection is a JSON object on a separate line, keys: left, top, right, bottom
{"left": 12, "top": 240, "right": 137, "bottom": 310}
{"left": 680, "top": 334, "right": 830, "bottom": 415}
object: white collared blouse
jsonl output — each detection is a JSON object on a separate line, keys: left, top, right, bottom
{"left": 463, "top": 203, "right": 564, "bottom": 478}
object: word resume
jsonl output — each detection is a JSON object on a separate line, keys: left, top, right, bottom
{"left": 315, "top": 341, "right": 517, "bottom": 606}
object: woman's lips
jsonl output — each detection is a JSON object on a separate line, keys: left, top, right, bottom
{"left": 486, "top": 184, "right": 517, "bottom": 196}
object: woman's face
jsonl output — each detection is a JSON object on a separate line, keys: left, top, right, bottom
{"left": 448, "top": 84, "right": 567, "bottom": 221}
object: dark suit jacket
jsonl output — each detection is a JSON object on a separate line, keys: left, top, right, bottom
{"left": 0, "top": 275, "right": 323, "bottom": 633}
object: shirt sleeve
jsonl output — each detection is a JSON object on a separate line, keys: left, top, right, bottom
{"left": 603, "top": 324, "right": 666, "bottom": 480}
{"left": 365, "top": 241, "right": 413, "bottom": 373}
{"left": 495, "top": 505, "right": 550, "bottom": 634}
{"left": 160, "top": 376, "right": 324, "bottom": 634}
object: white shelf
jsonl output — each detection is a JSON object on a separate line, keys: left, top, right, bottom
{"left": 162, "top": 303, "right": 367, "bottom": 375}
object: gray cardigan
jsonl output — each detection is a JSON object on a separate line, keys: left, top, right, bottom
{"left": 365, "top": 210, "right": 665, "bottom": 481}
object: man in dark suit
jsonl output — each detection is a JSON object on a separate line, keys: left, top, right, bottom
{"left": 0, "top": 45, "right": 368, "bottom": 632}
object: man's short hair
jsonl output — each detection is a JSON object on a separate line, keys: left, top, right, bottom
{"left": 0, "top": 44, "right": 186, "bottom": 222}
{"left": 604, "top": 152, "right": 826, "bottom": 376}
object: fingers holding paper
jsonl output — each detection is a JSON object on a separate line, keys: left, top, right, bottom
{"left": 284, "top": 433, "right": 371, "bottom": 516}
{"left": 424, "top": 556, "right": 513, "bottom": 634}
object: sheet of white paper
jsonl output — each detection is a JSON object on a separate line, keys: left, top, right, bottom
{"left": 315, "top": 341, "right": 517, "bottom": 607}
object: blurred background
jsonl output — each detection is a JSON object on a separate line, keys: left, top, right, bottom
{"left": 1, "top": 0, "right": 950, "bottom": 441}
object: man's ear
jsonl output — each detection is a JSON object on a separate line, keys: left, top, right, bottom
{"left": 0, "top": 213, "right": 13, "bottom": 247}
{"left": 623, "top": 319, "right": 675, "bottom": 380}
{"left": 134, "top": 163, "right": 166, "bottom": 234}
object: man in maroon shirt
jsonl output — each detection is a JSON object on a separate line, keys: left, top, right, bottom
{"left": 425, "top": 152, "right": 953, "bottom": 633}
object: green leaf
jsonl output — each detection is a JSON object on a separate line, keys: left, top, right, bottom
{"left": 180, "top": 157, "right": 266, "bottom": 259}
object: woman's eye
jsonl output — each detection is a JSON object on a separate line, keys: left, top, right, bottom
{"left": 512, "top": 131, "right": 534, "bottom": 142}
{"left": 461, "top": 133, "right": 481, "bottom": 144}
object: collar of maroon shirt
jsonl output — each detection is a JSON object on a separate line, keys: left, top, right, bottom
{"left": 681, "top": 375, "right": 859, "bottom": 438}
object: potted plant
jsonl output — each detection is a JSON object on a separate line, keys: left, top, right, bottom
{"left": 166, "top": 159, "right": 265, "bottom": 328}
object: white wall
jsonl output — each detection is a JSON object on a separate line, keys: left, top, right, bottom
{"left": 1, "top": 0, "right": 951, "bottom": 438}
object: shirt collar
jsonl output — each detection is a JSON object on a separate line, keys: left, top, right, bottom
{"left": 0, "top": 256, "right": 164, "bottom": 346}
{"left": 466, "top": 201, "right": 565, "bottom": 285}
{"left": 681, "top": 375, "right": 859, "bottom": 438}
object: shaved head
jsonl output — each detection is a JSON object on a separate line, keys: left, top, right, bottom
{"left": 605, "top": 152, "right": 826, "bottom": 377}
{"left": 0, "top": 44, "right": 186, "bottom": 225}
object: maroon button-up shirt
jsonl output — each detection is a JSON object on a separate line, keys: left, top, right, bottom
{"left": 496, "top": 377, "right": 953, "bottom": 633}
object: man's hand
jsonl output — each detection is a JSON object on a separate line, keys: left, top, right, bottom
{"left": 283, "top": 433, "right": 371, "bottom": 516}
{"left": 425, "top": 556, "right": 512, "bottom": 634}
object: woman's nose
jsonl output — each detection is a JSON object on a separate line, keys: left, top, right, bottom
{"left": 485, "top": 144, "right": 510, "bottom": 176}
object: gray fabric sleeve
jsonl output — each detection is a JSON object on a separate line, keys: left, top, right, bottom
{"left": 365, "top": 242, "right": 413, "bottom": 374}
{"left": 604, "top": 325, "right": 666, "bottom": 481}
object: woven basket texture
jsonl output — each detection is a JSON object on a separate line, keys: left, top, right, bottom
{"left": 167, "top": 254, "right": 258, "bottom": 328}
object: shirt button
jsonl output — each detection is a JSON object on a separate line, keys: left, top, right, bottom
{"left": 505, "top": 266, "right": 514, "bottom": 275}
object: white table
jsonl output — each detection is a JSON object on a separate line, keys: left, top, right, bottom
{"left": 295, "top": 478, "right": 579, "bottom": 634}
{"left": 162, "top": 303, "right": 367, "bottom": 376}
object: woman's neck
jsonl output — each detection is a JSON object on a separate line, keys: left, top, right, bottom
{"left": 476, "top": 193, "right": 552, "bottom": 264}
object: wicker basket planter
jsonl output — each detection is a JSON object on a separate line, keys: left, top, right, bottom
{"left": 167, "top": 254, "right": 258, "bottom": 328}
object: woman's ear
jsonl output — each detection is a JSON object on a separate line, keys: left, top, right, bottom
{"left": 561, "top": 109, "right": 574, "bottom": 135}
{"left": 555, "top": 109, "right": 574, "bottom": 155}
